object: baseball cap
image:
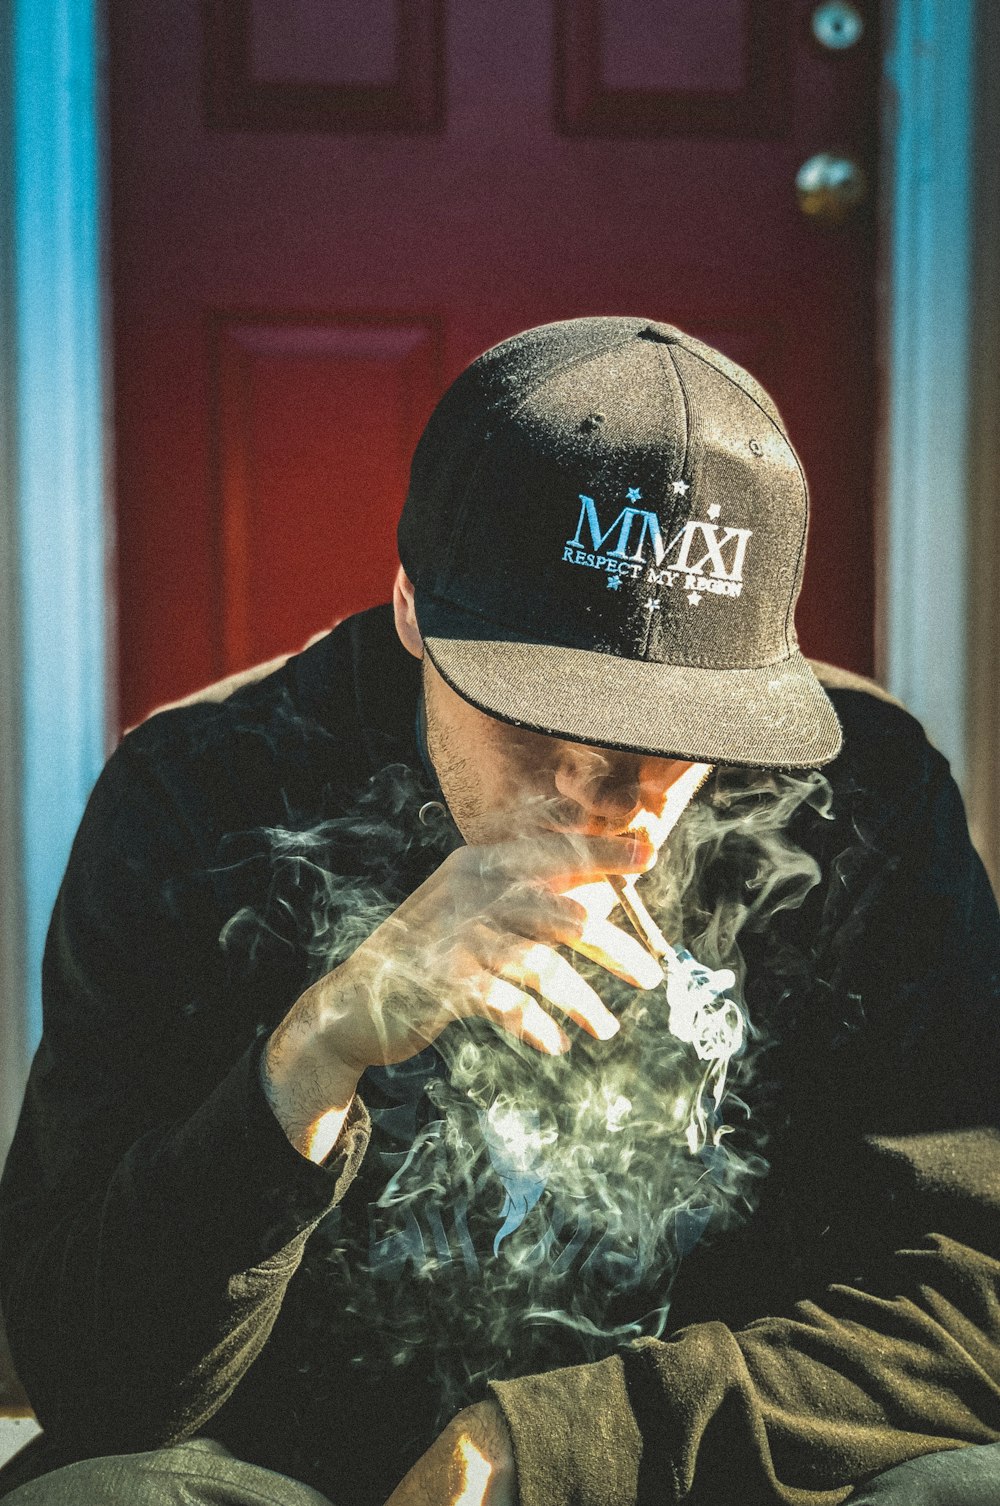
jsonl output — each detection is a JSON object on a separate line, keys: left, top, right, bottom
{"left": 397, "top": 316, "right": 843, "bottom": 769}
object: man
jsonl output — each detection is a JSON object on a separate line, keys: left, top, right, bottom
{"left": 1, "top": 317, "right": 999, "bottom": 1506}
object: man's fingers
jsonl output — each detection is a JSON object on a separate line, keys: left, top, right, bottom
{"left": 497, "top": 942, "right": 619, "bottom": 1041}
{"left": 569, "top": 917, "right": 664, "bottom": 990}
{"left": 492, "top": 886, "right": 588, "bottom": 946}
{"left": 479, "top": 975, "right": 570, "bottom": 1055}
{"left": 489, "top": 832, "right": 656, "bottom": 885}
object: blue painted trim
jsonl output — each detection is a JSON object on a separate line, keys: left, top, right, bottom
{"left": 884, "top": 0, "right": 974, "bottom": 783}
{"left": 14, "top": 0, "right": 108, "bottom": 1053}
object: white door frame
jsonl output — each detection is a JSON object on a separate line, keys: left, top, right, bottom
{"left": 880, "top": 0, "right": 973, "bottom": 783}
{"left": 0, "top": 0, "right": 112, "bottom": 1163}
{"left": 880, "top": 0, "right": 998, "bottom": 890}
{"left": 964, "top": 0, "right": 1000, "bottom": 893}
{"left": 1, "top": 0, "right": 996, "bottom": 1163}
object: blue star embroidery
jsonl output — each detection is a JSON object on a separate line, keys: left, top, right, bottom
{"left": 607, "top": 576, "right": 622, "bottom": 590}
{"left": 627, "top": 487, "right": 642, "bottom": 502}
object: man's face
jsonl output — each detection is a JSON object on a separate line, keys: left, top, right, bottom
{"left": 422, "top": 656, "right": 703, "bottom": 847}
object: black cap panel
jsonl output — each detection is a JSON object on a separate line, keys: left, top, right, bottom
{"left": 399, "top": 317, "right": 646, "bottom": 576}
{"left": 426, "top": 338, "right": 693, "bottom": 658}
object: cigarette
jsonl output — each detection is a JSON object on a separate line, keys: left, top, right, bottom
{"left": 608, "top": 874, "right": 676, "bottom": 964}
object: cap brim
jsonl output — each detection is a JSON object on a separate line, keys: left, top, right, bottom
{"left": 422, "top": 612, "right": 843, "bottom": 770}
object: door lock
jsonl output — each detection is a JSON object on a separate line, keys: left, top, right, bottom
{"left": 811, "top": 2, "right": 865, "bottom": 50}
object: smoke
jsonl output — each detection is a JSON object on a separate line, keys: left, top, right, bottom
{"left": 216, "top": 760, "right": 460, "bottom": 991}
{"left": 218, "top": 754, "right": 833, "bottom": 1422}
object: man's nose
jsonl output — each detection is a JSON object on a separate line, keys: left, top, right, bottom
{"left": 553, "top": 749, "right": 644, "bottom": 826}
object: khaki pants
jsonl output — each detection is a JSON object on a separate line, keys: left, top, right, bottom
{"left": 0, "top": 1438, "right": 334, "bottom": 1506}
{"left": 4, "top": 1436, "right": 1000, "bottom": 1505}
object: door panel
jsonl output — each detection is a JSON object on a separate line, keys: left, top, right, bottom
{"left": 560, "top": 0, "right": 790, "bottom": 132}
{"left": 249, "top": 1, "right": 399, "bottom": 88}
{"left": 110, "top": 0, "right": 880, "bottom": 727}
{"left": 213, "top": 315, "right": 441, "bottom": 667}
{"left": 205, "top": 0, "right": 444, "bottom": 131}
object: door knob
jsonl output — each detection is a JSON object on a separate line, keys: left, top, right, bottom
{"left": 796, "top": 153, "right": 868, "bottom": 224}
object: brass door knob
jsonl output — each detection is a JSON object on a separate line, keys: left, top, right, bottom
{"left": 796, "top": 154, "right": 868, "bottom": 224}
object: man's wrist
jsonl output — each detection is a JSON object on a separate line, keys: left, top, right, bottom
{"left": 260, "top": 986, "right": 362, "bottom": 1163}
{"left": 451, "top": 1400, "right": 516, "bottom": 1490}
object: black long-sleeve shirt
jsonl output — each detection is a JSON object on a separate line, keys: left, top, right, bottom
{"left": 2, "top": 606, "right": 999, "bottom": 1505}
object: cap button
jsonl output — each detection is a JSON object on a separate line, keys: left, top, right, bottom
{"left": 637, "top": 323, "right": 673, "bottom": 343}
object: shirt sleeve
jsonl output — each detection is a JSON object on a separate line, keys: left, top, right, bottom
{"left": 491, "top": 725, "right": 1000, "bottom": 1506}
{"left": 493, "top": 1163, "right": 1000, "bottom": 1506}
{"left": 0, "top": 732, "right": 371, "bottom": 1456}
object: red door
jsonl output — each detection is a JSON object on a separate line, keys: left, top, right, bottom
{"left": 108, "top": 0, "right": 880, "bottom": 730}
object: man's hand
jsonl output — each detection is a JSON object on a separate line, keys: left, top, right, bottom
{"left": 384, "top": 1399, "right": 517, "bottom": 1506}
{"left": 262, "top": 832, "right": 661, "bottom": 1160}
